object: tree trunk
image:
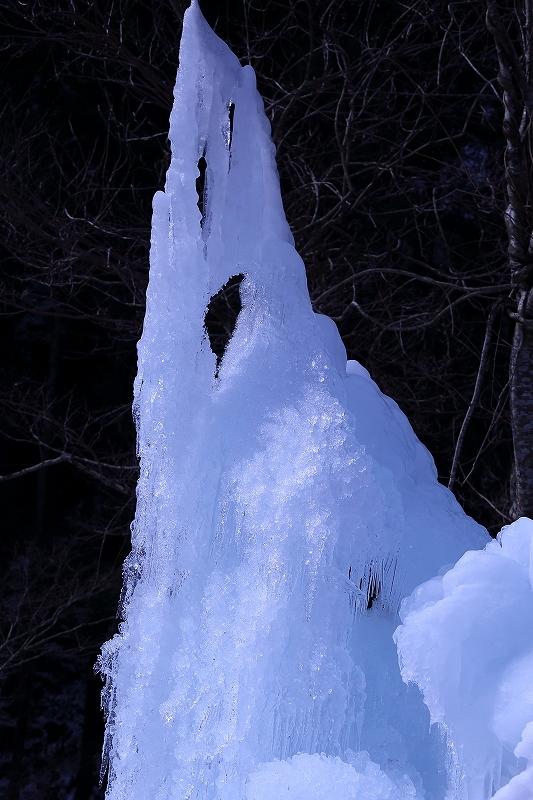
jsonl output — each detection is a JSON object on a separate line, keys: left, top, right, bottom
{"left": 510, "top": 289, "right": 533, "bottom": 517}
{"left": 486, "top": 0, "right": 533, "bottom": 518}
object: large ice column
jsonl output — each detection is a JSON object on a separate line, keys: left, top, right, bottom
{"left": 98, "top": 4, "right": 487, "bottom": 799}
{"left": 395, "top": 517, "right": 533, "bottom": 799}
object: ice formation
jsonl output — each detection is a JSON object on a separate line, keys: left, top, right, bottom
{"left": 97, "top": 3, "right": 533, "bottom": 798}
{"left": 395, "top": 516, "right": 533, "bottom": 799}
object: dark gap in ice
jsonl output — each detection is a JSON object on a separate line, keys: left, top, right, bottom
{"left": 196, "top": 155, "right": 207, "bottom": 224}
{"left": 228, "top": 102, "right": 235, "bottom": 150}
{"left": 205, "top": 273, "right": 244, "bottom": 372}
{"left": 366, "top": 575, "right": 380, "bottom": 610}
{"left": 360, "top": 567, "right": 381, "bottom": 610}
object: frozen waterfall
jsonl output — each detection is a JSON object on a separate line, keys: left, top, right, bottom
{"left": 97, "top": 3, "right": 533, "bottom": 798}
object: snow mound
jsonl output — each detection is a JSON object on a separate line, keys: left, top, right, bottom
{"left": 395, "top": 517, "right": 533, "bottom": 799}
{"left": 246, "top": 752, "right": 417, "bottom": 800}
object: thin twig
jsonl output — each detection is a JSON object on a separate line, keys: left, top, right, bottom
{"left": 448, "top": 302, "right": 501, "bottom": 491}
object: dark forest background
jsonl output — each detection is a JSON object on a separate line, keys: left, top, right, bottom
{"left": 1, "top": 0, "right": 532, "bottom": 797}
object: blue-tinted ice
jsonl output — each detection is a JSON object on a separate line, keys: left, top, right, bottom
{"left": 97, "top": 4, "right": 533, "bottom": 798}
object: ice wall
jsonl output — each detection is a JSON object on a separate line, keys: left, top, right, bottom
{"left": 97, "top": 3, "right": 496, "bottom": 799}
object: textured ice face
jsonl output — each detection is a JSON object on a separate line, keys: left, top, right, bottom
{"left": 395, "top": 517, "right": 533, "bottom": 800}
{"left": 245, "top": 752, "right": 417, "bottom": 800}
{"left": 97, "top": 3, "right": 492, "bottom": 799}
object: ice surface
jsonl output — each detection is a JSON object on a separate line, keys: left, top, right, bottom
{"left": 395, "top": 517, "right": 533, "bottom": 799}
{"left": 245, "top": 752, "right": 417, "bottom": 800}
{"left": 94, "top": 3, "right": 533, "bottom": 799}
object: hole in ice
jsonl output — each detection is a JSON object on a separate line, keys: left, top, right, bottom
{"left": 365, "top": 572, "right": 380, "bottom": 610}
{"left": 358, "top": 555, "right": 398, "bottom": 611}
{"left": 204, "top": 273, "right": 244, "bottom": 372}
{"left": 196, "top": 154, "right": 207, "bottom": 224}
{"left": 228, "top": 102, "right": 235, "bottom": 150}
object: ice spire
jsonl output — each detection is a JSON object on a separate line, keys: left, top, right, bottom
{"left": 97, "top": 5, "right": 489, "bottom": 799}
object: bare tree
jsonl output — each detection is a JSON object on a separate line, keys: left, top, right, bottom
{"left": 486, "top": 0, "right": 533, "bottom": 518}
{"left": 246, "top": 0, "right": 512, "bottom": 528}
{"left": 0, "top": 0, "right": 529, "bottom": 796}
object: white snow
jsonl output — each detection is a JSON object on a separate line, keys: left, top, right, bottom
{"left": 97, "top": 3, "right": 532, "bottom": 799}
{"left": 395, "top": 517, "right": 533, "bottom": 799}
{"left": 245, "top": 752, "right": 417, "bottom": 800}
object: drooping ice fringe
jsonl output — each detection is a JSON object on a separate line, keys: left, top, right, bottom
{"left": 97, "top": 4, "right": 488, "bottom": 799}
